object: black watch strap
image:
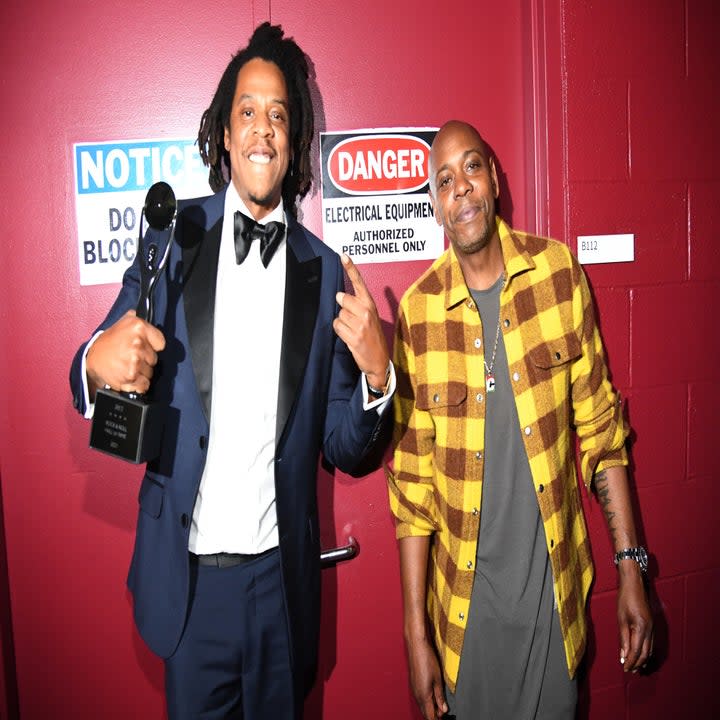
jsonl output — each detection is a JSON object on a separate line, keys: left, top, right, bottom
{"left": 367, "top": 384, "right": 385, "bottom": 399}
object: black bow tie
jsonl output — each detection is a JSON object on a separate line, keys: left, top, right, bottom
{"left": 233, "top": 210, "right": 285, "bottom": 268}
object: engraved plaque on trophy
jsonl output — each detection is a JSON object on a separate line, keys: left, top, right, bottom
{"left": 89, "top": 181, "right": 177, "bottom": 463}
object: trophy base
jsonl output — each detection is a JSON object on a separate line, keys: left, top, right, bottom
{"left": 89, "top": 388, "right": 163, "bottom": 464}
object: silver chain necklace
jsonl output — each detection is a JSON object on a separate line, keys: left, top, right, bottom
{"left": 484, "top": 321, "right": 501, "bottom": 393}
{"left": 482, "top": 274, "right": 505, "bottom": 393}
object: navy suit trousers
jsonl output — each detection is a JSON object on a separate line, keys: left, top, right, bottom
{"left": 164, "top": 548, "right": 295, "bottom": 719}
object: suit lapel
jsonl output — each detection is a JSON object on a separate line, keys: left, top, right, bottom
{"left": 276, "top": 221, "right": 322, "bottom": 445}
{"left": 181, "top": 190, "right": 225, "bottom": 422}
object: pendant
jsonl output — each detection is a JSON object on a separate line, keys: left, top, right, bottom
{"left": 486, "top": 373, "right": 496, "bottom": 392}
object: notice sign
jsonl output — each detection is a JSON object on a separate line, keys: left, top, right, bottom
{"left": 320, "top": 128, "right": 443, "bottom": 264}
{"left": 73, "top": 138, "right": 211, "bottom": 286}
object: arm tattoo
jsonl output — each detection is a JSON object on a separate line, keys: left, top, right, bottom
{"left": 594, "top": 470, "right": 618, "bottom": 543}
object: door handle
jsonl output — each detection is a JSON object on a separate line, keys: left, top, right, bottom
{"left": 320, "top": 536, "right": 359, "bottom": 568}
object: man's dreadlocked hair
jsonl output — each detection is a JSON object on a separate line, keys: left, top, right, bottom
{"left": 197, "top": 22, "right": 314, "bottom": 217}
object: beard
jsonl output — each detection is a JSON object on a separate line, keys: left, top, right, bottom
{"left": 248, "top": 188, "right": 282, "bottom": 209}
{"left": 453, "top": 198, "right": 495, "bottom": 255}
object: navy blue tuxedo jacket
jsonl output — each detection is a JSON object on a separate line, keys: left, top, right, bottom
{"left": 70, "top": 187, "right": 389, "bottom": 703}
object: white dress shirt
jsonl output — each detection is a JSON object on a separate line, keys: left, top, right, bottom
{"left": 190, "top": 183, "right": 286, "bottom": 554}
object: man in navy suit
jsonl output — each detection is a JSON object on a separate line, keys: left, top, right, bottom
{"left": 70, "top": 23, "right": 393, "bottom": 720}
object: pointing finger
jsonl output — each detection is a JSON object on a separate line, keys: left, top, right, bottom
{"left": 341, "top": 253, "right": 370, "bottom": 301}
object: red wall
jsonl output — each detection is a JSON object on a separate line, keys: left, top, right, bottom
{"left": 542, "top": 1, "right": 720, "bottom": 717}
{"left": 0, "top": 1, "right": 717, "bottom": 719}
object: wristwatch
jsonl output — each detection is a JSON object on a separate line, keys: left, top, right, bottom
{"left": 367, "top": 383, "right": 386, "bottom": 400}
{"left": 613, "top": 546, "right": 648, "bottom": 573}
{"left": 366, "top": 364, "right": 391, "bottom": 399}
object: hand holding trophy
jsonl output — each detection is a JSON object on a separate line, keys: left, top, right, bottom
{"left": 89, "top": 182, "right": 177, "bottom": 463}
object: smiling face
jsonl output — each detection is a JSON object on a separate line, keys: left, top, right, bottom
{"left": 224, "top": 57, "right": 291, "bottom": 219}
{"left": 428, "top": 121, "right": 499, "bottom": 256}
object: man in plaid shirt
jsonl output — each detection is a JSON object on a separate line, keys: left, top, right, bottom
{"left": 387, "top": 120, "right": 653, "bottom": 719}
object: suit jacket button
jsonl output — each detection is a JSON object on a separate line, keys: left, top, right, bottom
{"left": 180, "top": 513, "right": 189, "bottom": 528}
{"left": 199, "top": 435, "right": 207, "bottom": 450}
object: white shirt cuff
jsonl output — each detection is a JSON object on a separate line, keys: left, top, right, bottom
{"left": 361, "top": 360, "right": 396, "bottom": 414}
{"left": 80, "top": 330, "right": 104, "bottom": 419}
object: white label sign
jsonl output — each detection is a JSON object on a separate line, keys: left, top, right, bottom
{"left": 577, "top": 233, "right": 635, "bottom": 265}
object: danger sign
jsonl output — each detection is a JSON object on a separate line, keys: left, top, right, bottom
{"left": 320, "top": 128, "right": 443, "bottom": 264}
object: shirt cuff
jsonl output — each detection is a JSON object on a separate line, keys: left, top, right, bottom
{"left": 361, "top": 360, "right": 396, "bottom": 413}
{"left": 81, "top": 330, "right": 104, "bottom": 419}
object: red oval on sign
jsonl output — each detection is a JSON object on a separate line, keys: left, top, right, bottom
{"left": 327, "top": 134, "right": 431, "bottom": 195}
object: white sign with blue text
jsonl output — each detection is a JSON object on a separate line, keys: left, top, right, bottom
{"left": 73, "top": 138, "right": 211, "bottom": 286}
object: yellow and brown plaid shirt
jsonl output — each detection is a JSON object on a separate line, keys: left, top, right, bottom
{"left": 387, "top": 217, "right": 629, "bottom": 691}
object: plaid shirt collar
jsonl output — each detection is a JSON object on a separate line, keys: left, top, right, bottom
{"left": 443, "top": 216, "right": 537, "bottom": 310}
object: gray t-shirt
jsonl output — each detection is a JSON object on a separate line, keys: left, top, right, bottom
{"left": 445, "top": 275, "right": 576, "bottom": 719}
